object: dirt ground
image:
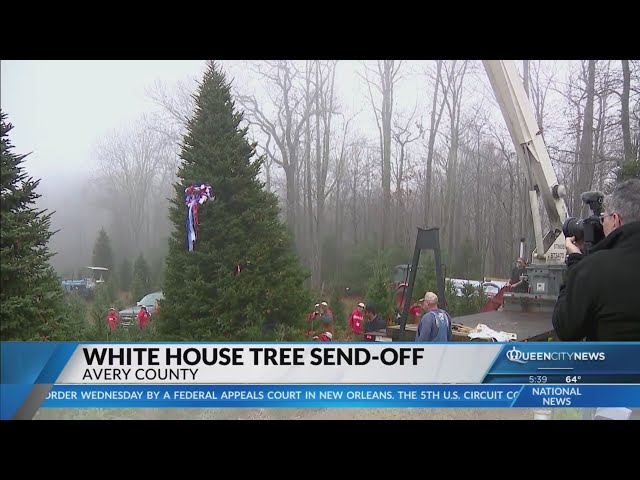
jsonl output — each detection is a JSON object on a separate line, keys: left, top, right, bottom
{"left": 34, "top": 407, "right": 541, "bottom": 420}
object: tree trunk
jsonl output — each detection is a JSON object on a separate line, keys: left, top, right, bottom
{"left": 575, "top": 60, "right": 596, "bottom": 218}
{"left": 621, "top": 60, "right": 633, "bottom": 162}
{"left": 424, "top": 60, "right": 445, "bottom": 227}
{"left": 312, "top": 61, "right": 322, "bottom": 287}
{"left": 304, "top": 80, "right": 313, "bottom": 270}
{"left": 381, "top": 61, "right": 394, "bottom": 249}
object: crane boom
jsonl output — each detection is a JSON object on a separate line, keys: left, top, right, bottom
{"left": 396, "top": 61, "right": 570, "bottom": 332}
{"left": 482, "top": 60, "right": 569, "bottom": 264}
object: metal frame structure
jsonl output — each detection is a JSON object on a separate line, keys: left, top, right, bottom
{"left": 396, "top": 227, "right": 446, "bottom": 341}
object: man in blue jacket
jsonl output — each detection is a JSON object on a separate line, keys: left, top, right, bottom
{"left": 416, "top": 292, "right": 452, "bottom": 342}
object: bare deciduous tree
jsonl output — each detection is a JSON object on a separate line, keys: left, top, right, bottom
{"left": 621, "top": 60, "right": 633, "bottom": 162}
{"left": 422, "top": 60, "right": 450, "bottom": 227}
{"left": 575, "top": 60, "right": 596, "bottom": 217}
{"left": 146, "top": 77, "right": 197, "bottom": 143}
{"left": 392, "top": 104, "right": 422, "bottom": 244}
{"left": 236, "top": 61, "right": 314, "bottom": 235}
{"left": 441, "top": 60, "right": 469, "bottom": 256}
{"left": 91, "top": 115, "right": 178, "bottom": 260}
{"left": 359, "top": 60, "right": 404, "bottom": 248}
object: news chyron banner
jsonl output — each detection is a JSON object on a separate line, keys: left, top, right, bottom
{"left": 2, "top": 342, "right": 640, "bottom": 419}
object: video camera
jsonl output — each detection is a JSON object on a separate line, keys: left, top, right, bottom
{"left": 562, "top": 191, "right": 606, "bottom": 255}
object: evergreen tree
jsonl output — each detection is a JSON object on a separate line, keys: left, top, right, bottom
{"left": 150, "top": 255, "right": 165, "bottom": 291}
{"left": 60, "top": 293, "right": 89, "bottom": 340}
{"left": 104, "top": 276, "right": 120, "bottom": 307}
{"left": 364, "top": 254, "right": 394, "bottom": 324}
{"left": 329, "top": 284, "right": 346, "bottom": 337}
{"left": 452, "top": 236, "right": 482, "bottom": 279}
{"left": 130, "top": 253, "right": 151, "bottom": 301}
{"left": 411, "top": 255, "right": 437, "bottom": 304}
{"left": 158, "top": 61, "right": 310, "bottom": 341}
{"left": 616, "top": 158, "right": 640, "bottom": 182}
{"left": 92, "top": 227, "right": 114, "bottom": 279}
{"left": 0, "top": 111, "right": 67, "bottom": 340}
{"left": 119, "top": 257, "right": 132, "bottom": 291}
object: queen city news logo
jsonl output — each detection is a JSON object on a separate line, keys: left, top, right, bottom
{"left": 506, "top": 347, "right": 527, "bottom": 364}
{"left": 505, "top": 346, "right": 606, "bottom": 364}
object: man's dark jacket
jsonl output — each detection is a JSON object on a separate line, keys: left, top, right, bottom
{"left": 552, "top": 221, "right": 640, "bottom": 341}
{"left": 364, "top": 314, "right": 386, "bottom": 333}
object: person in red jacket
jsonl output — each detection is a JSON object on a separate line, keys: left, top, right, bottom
{"left": 349, "top": 302, "right": 366, "bottom": 336}
{"left": 313, "top": 331, "right": 333, "bottom": 342}
{"left": 106, "top": 307, "right": 120, "bottom": 331}
{"left": 409, "top": 299, "right": 424, "bottom": 324}
{"left": 137, "top": 305, "right": 151, "bottom": 329}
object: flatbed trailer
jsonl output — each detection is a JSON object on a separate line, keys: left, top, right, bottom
{"left": 364, "top": 309, "right": 556, "bottom": 343}
{"left": 382, "top": 223, "right": 560, "bottom": 345}
{"left": 451, "top": 310, "right": 556, "bottom": 342}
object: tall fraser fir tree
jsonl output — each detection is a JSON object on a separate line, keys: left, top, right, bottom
{"left": 158, "top": 62, "right": 310, "bottom": 340}
{"left": 1, "top": 111, "right": 67, "bottom": 340}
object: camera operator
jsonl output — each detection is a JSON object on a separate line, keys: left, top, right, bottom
{"left": 552, "top": 179, "right": 640, "bottom": 342}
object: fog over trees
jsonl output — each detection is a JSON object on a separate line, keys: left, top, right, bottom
{"left": 14, "top": 60, "right": 637, "bottom": 291}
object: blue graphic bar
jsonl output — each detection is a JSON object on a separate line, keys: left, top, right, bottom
{"left": 39, "top": 384, "right": 640, "bottom": 409}
{"left": 482, "top": 374, "right": 640, "bottom": 384}
{"left": 486, "top": 343, "right": 640, "bottom": 378}
{"left": 3, "top": 342, "right": 640, "bottom": 419}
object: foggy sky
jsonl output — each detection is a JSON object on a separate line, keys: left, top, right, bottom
{"left": 1, "top": 60, "right": 431, "bottom": 204}
{"left": 1, "top": 59, "right": 557, "bottom": 188}
{"left": 1, "top": 59, "right": 579, "bottom": 273}
{"left": 1, "top": 60, "right": 207, "bottom": 185}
